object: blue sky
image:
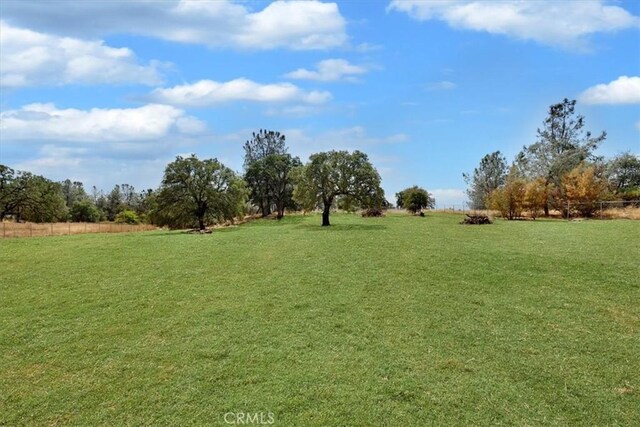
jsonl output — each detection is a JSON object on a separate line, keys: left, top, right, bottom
{"left": 1, "top": 0, "right": 639, "bottom": 206}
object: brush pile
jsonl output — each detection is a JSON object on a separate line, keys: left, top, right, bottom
{"left": 460, "top": 214, "right": 492, "bottom": 225}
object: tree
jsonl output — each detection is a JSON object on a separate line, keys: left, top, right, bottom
{"left": 463, "top": 151, "right": 508, "bottom": 209}
{"left": 60, "top": 179, "right": 88, "bottom": 209}
{"left": 243, "top": 130, "right": 288, "bottom": 217}
{"left": 523, "top": 177, "right": 547, "bottom": 219}
{"left": 70, "top": 200, "right": 101, "bottom": 222}
{"left": 562, "top": 163, "right": 608, "bottom": 217}
{"left": 245, "top": 152, "right": 301, "bottom": 219}
{"left": 516, "top": 99, "right": 606, "bottom": 216}
{"left": 293, "top": 150, "right": 384, "bottom": 226}
{"left": 0, "top": 165, "right": 67, "bottom": 222}
{"left": 488, "top": 167, "right": 526, "bottom": 220}
{"left": 398, "top": 186, "right": 435, "bottom": 214}
{"left": 156, "top": 155, "right": 247, "bottom": 230}
{"left": 606, "top": 152, "right": 640, "bottom": 196}
{"left": 106, "top": 185, "right": 124, "bottom": 221}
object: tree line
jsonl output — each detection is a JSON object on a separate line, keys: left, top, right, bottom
{"left": 2, "top": 129, "right": 427, "bottom": 229}
{"left": 3, "top": 98, "right": 635, "bottom": 228}
{"left": 464, "top": 99, "right": 640, "bottom": 218}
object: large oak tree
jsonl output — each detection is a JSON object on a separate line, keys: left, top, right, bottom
{"left": 156, "top": 155, "right": 246, "bottom": 230}
{"left": 293, "top": 150, "right": 384, "bottom": 226}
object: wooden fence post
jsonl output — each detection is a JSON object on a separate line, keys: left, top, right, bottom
{"left": 68, "top": 222, "right": 71, "bottom": 235}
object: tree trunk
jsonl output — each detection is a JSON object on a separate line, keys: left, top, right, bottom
{"left": 197, "top": 216, "right": 205, "bottom": 230}
{"left": 322, "top": 202, "right": 331, "bottom": 226}
{"left": 544, "top": 203, "right": 549, "bottom": 217}
{"left": 276, "top": 207, "right": 284, "bottom": 220}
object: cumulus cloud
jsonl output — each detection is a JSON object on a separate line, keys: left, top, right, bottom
{"left": 579, "top": 76, "right": 640, "bottom": 105}
{"left": 2, "top": 0, "right": 347, "bottom": 50}
{"left": 0, "top": 21, "right": 162, "bottom": 87}
{"left": 0, "top": 103, "right": 206, "bottom": 142}
{"left": 285, "top": 59, "right": 369, "bottom": 82}
{"left": 388, "top": 0, "right": 639, "bottom": 49}
{"left": 149, "top": 79, "right": 332, "bottom": 107}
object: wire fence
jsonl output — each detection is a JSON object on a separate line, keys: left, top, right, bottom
{"left": 428, "top": 200, "right": 640, "bottom": 220}
{"left": 0, "top": 222, "right": 157, "bottom": 239}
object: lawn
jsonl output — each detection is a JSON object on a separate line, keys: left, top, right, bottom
{"left": 1, "top": 213, "right": 638, "bottom": 425}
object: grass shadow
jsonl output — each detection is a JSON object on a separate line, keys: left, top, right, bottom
{"left": 296, "top": 223, "right": 387, "bottom": 232}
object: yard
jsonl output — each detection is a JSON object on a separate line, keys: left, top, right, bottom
{"left": 1, "top": 213, "right": 638, "bottom": 425}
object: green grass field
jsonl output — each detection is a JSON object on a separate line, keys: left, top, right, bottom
{"left": 1, "top": 213, "right": 638, "bottom": 425}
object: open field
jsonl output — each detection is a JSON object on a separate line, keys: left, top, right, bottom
{"left": 1, "top": 213, "right": 638, "bottom": 425}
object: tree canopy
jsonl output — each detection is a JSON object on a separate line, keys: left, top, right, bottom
{"left": 463, "top": 151, "right": 507, "bottom": 210}
{"left": 293, "top": 150, "right": 384, "bottom": 226}
{"left": 396, "top": 186, "right": 435, "bottom": 214}
{"left": 243, "top": 130, "right": 298, "bottom": 218}
{"left": 155, "top": 155, "right": 246, "bottom": 230}
{"left": 515, "top": 98, "right": 605, "bottom": 215}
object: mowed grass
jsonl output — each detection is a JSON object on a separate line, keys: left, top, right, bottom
{"left": 1, "top": 213, "right": 638, "bottom": 426}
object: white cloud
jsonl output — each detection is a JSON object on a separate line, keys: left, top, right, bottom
{"left": 0, "top": 21, "right": 162, "bottom": 87}
{"left": 426, "top": 81, "right": 457, "bottom": 91}
{"left": 388, "top": 0, "right": 639, "bottom": 48}
{"left": 636, "top": 121, "right": 640, "bottom": 131}
{"left": 430, "top": 189, "right": 467, "bottom": 206}
{"left": 285, "top": 59, "right": 369, "bottom": 82}
{"left": 3, "top": 0, "right": 347, "bottom": 50}
{"left": 149, "top": 79, "right": 332, "bottom": 107}
{"left": 0, "top": 103, "right": 206, "bottom": 142}
{"left": 579, "top": 76, "right": 640, "bottom": 105}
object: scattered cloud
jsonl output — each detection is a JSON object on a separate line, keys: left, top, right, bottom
{"left": 0, "top": 103, "right": 206, "bottom": 142}
{"left": 426, "top": 81, "right": 457, "bottom": 91}
{"left": 579, "top": 76, "right": 640, "bottom": 105}
{"left": 149, "top": 79, "right": 332, "bottom": 107}
{"left": 636, "top": 121, "right": 640, "bottom": 131}
{"left": 388, "top": 0, "right": 639, "bottom": 49}
{"left": 0, "top": 21, "right": 163, "bottom": 87}
{"left": 2, "top": 0, "right": 347, "bottom": 50}
{"left": 285, "top": 59, "right": 369, "bottom": 82}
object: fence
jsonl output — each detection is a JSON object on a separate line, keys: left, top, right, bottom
{"left": 430, "top": 200, "right": 640, "bottom": 220}
{"left": 0, "top": 222, "right": 157, "bottom": 239}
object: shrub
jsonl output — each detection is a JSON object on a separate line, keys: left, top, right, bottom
{"left": 70, "top": 200, "right": 101, "bottom": 223}
{"left": 562, "top": 163, "right": 608, "bottom": 217}
{"left": 114, "top": 209, "right": 140, "bottom": 224}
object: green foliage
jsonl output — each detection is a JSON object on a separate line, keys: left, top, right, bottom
{"left": 245, "top": 152, "right": 301, "bottom": 219}
{"left": 606, "top": 152, "right": 640, "bottom": 194}
{"left": 114, "top": 209, "right": 141, "bottom": 224}
{"left": 70, "top": 200, "right": 101, "bottom": 223}
{"left": 463, "top": 151, "right": 508, "bottom": 210}
{"left": 156, "top": 155, "right": 247, "bottom": 230}
{"left": 243, "top": 130, "right": 290, "bottom": 217}
{"left": 60, "top": 179, "right": 88, "bottom": 208}
{"left": 398, "top": 185, "right": 435, "bottom": 214}
{"left": 293, "top": 150, "right": 384, "bottom": 226}
{"left": 0, "top": 165, "right": 67, "bottom": 222}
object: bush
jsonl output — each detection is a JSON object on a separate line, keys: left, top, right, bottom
{"left": 114, "top": 209, "right": 140, "bottom": 224}
{"left": 70, "top": 200, "right": 101, "bottom": 222}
